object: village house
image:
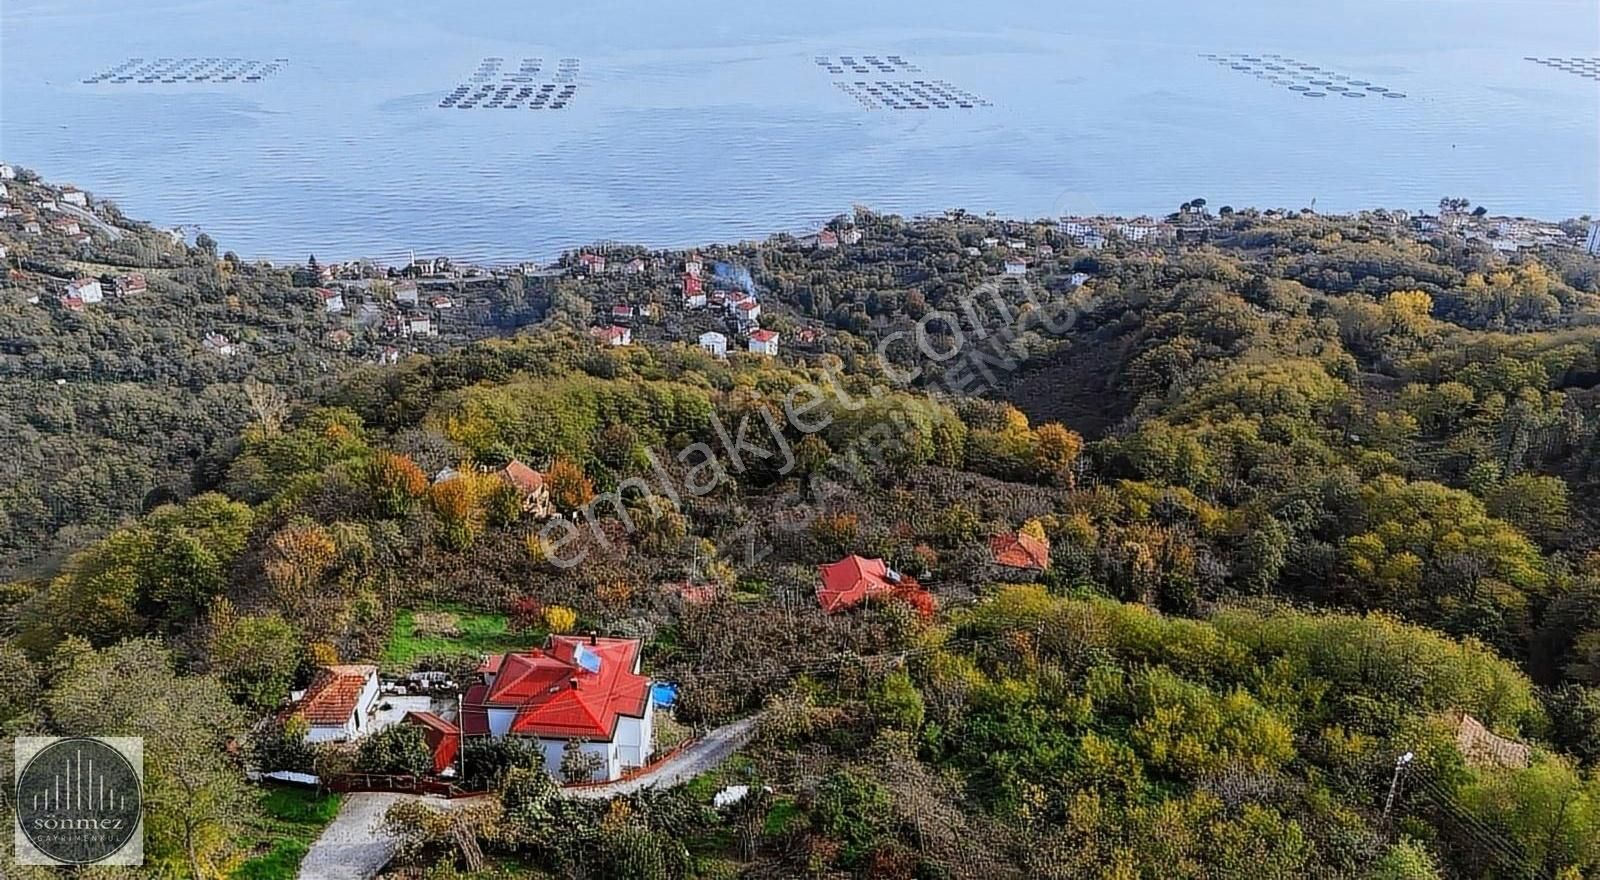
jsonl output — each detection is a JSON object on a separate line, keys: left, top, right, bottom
{"left": 682, "top": 274, "right": 705, "bottom": 309}
{"left": 462, "top": 634, "right": 655, "bottom": 782}
{"left": 66, "top": 277, "right": 103, "bottom": 304}
{"left": 52, "top": 219, "right": 82, "bottom": 237}
{"left": 38, "top": 199, "right": 57, "bottom": 212}
{"left": 284, "top": 664, "right": 382, "bottom": 744}
{"left": 592, "top": 324, "right": 631, "bottom": 347}
{"left": 378, "top": 346, "right": 401, "bottom": 365}
{"left": 817, "top": 555, "right": 931, "bottom": 614}
{"left": 623, "top": 257, "right": 646, "bottom": 275}
{"left": 0, "top": 245, "right": 7, "bottom": 261}
{"left": 1068, "top": 272, "right": 1091, "bottom": 287}
{"left": 402, "top": 712, "right": 461, "bottom": 775}
{"left": 1036, "top": 244, "right": 1055, "bottom": 258}
{"left": 0, "top": 183, "right": 8, "bottom": 199}
{"left": 326, "top": 328, "right": 354, "bottom": 349}
{"left": 59, "top": 294, "right": 86, "bottom": 312}
{"left": 981, "top": 236, "right": 1000, "bottom": 248}
{"left": 61, "top": 189, "right": 88, "bottom": 207}
{"left": 203, "top": 333, "right": 237, "bottom": 356}
{"left": 817, "top": 230, "right": 839, "bottom": 250}
{"left": 430, "top": 295, "right": 453, "bottom": 310}
{"left": 578, "top": 252, "right": 607, "bottom": 274}
{"left": 1003, "top": 258, "right": 1028, "bottom": 276}
{"left": 840, "top": 227, "right": 862, "bottom": 245}
{"left": 733, "top": 298, "right": 761, "bottom": 328}
{"left": 316, "top": 263, "right": 336, "bottom": 284}
{"left": 1587, "top": 221, "right": 1600, "bottom": 256}
{"left": 698, "top": 331, "right": 727, "bottom": 358}
{"left": 411, "top": 315, "right": 437, "bottom": 337}
{"left": 394, "top": 280, "right": 420, "bottom": 306}
{"left": 1082, "top": 232, "right": 1108, "bottom": 250}
{"left": 1060, "top": 219, "right": 1098, "bottom": 239}
{"left": 964, "top": 246, "right": 981, "bottom": 256}
{"left": 610, "top": 303, "right": 634, "bottom": 323}
{"left": 0, "top": 164, "right": 14, "bottom": 180}
{"left": 494, "top": 459, "right": 554, "bottom": 519}
{"left": 115, "top": 272, "right": 148, "bottom": 296}
{"left": 317, "top": 287, "right": 345, "bottom": 314}
{"left": 23, "top": 220, "right": 40, "bottom": 235}
{"left": 989, "top": 531, "right": 1051, "bottom": 577}
{"left": 748, "top": 328, "right": 778, "bottom": 356}
{"left": 684, "top": 257, "right": 702, "bottom": 277}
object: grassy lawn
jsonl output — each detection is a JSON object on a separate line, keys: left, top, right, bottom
{"left": 381, "top": 603, "right": 531, "bottom": 670}
{"left": 231, "top": 786, "right": 341, "bottom": 880}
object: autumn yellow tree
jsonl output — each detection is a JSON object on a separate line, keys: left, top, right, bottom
{"left": 546, "top": 456, "right": 595, "bottom": 512}
{"left": 365, "top": 451, "right": 429, "bottom": 517}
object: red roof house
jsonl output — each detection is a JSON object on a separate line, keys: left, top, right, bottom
{"left": 495, "top": 459, "right": 552, "bottom": 517}
{"left": 402, "top": 711, "right": 461, "bottom": 775}
{"left": 285, "top": 664, "right": 380, "bottom": 743}
{"left": 462, "top": 635, "right": 655, "bottom": 781}
{"left": 817, "top": 555, "right": 916, "bottom": 613}
{"left": 989, "top": 532, "right": 1050, "bottom": 572}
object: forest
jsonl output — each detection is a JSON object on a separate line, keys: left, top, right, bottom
{"left": 2, "top": 174, "right": 1599, "bottom": 879}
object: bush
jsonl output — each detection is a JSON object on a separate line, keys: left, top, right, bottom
{"left": 356, "top": 725, "right": 433, "bottom": 777}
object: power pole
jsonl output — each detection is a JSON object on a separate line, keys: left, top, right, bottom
{"left": 1382, "top": 751, "right": 1414, "bottom": 834}
{"left": 457, "top": 691, "right": 466, "bottom": 783}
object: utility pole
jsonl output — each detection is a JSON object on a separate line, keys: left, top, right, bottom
{"left": 1382, "top": 751, "right": 1414, "bottom": 833}
{"left": 456, "top": 691, "right": 466, "bottom": 783}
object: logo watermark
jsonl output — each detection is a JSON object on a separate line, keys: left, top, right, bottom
{"left": 13, "top": 736, "right": 144, "bottom": 866}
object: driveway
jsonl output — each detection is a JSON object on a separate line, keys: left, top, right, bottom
{"left": 564, "top": 716, "right": 758, "bottom": 800}
{"left": 297, "top": 717, "right": 758, "bottom": 877}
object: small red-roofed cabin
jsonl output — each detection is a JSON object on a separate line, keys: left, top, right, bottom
{"left": 402, "top": 711, "right": 461, "bottom": 775}
{"left": 818, "top": 555, "right": 909, "bottom": 613}
{"left": 285, "top": 664, "right": 380, "bottom": 743}
{"left": 495, "top": 459, "right": 553, "bottom": 518}
{"left": 989, "top": 531, "right": 1050, "bottom": 573}
{"left": 462, "top": 634, "right": 654, "bottom": 781}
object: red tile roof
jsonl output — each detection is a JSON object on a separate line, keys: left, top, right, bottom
{"left": 750, "top": 329, "right": 778, "bottom": 343}
{"left": 817, "top": 555, "right": 914, "bottom": 614}
{"left": 497, "top": 459, "right": 545, "bottom": 494}
{"left": 990, "top": 532, "right": 1050, "bottom": 571}
{"left": 402, "top": 711, "right": 460, "bottom": 774}
{"left": 466, "top": 636, "right": 650, "bottom": 740}
{"left": 683, "top": 274, "right": 702, "bottom": 294}
{"left": 293, "top": 665, "right": 376, "bottom": 726}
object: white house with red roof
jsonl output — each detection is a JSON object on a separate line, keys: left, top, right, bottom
{"left": 591, "top": 324, "right": 632, "bottom": 347}
{"left": 817, "top": 230, "right": 839, "bottom": 250}
{"left": 316, "top": 287, "right": 345, "bottom": 314}
{"left": 731, "top": 297, "right": 760, "bottom": 328}
{"left": 1003, "top": 257, "right": 1028, "bottom": 276}
{"left": 115, "top": 272, "right": 147, "bottom": 296}
{"left": 66, "top": 277, "right": 103, "bottom": 304}
{"left": 682, "top": 274, "right": 705, "bottom": 309}
{"left": 748, "top": 329, "right": 778, "bottom": 356}
{"left": 463, "top": 635, "right": 654, "bottom": 781}
{"left": 285, "top": 664, "right": 381, "bottom": 743}
{"left": 578, "top": 253, "right": 607, "bottom": 274}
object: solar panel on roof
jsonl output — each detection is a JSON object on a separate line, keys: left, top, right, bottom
{"left": 573, "top": 644, "right": 602, "bottom": 674}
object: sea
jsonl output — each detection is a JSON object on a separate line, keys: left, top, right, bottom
{"left": 2, "top": 0, "right": 1596, "bottom": 264}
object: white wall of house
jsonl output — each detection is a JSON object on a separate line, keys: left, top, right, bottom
{"left": 533, "top": 736, "right": 617, "bottom": 781}
{"left": 616, "top": 702, "right": 654, "bottom": 770}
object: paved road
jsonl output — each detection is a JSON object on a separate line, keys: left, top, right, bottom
{"left": 56, "top": 202, "right": 124, "bottom": 241}
{"left": 564, "top": 716, "right": 758, "bottom": 800}
{"left": 297, "top": 716, "right": 757, "bottom": 878}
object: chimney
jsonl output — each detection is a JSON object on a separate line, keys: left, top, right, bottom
{"left": 568, "top": 678, "right": 579, "bottom": 690}
{"left": 588, "top": 630, "right": 597, "bottom": 645}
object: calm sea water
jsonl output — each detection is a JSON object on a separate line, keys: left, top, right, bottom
{"left": 2, "top": 0, "right": 1596, "bottom": 263}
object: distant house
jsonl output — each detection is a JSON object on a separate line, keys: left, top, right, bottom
{"left": 284, "top": 664, "right": 382, "bottom": 744}
{"left": 52, "top": 219, "right": 82, "bottom": 237}
{"left": 67, "top": 277, "right": 103, "bottom": 304}
{"left": 748, "top": 328, "right": 778, "bottom": 356}
{"left": 203, "top": 333, "right": 237, "bottom": 356}
{"left": 59, "top": 294, "right": 86, "bottom": 312}
{"left": 0, "top": 245, "right": 7, "bottom": 261}
{"left": 989, "top": 531, "right": 1050, "bottom": 574}
{"left": 1036, "top": 244, "right": 1054, "bottom": 258}
{"left": 592, "top": 324, "right": 631, "bottom": 347}
{"left": 840, "top": 228, "right": 862, "bottom": 245}
{"left": 817, "top": 230, "right": 839, "bottom": 250}
{"left": 430, "top": 295, "right": 453, "bottom": 310}
{"left": 461, "top": 635, "right": 654, "bottom": 781}
{"left": 495, "top": 459, "right": 553, "bottom": 519}
{"left": 1586, "top": 220, "right": 1600, "bottom": 256}
{"left": 23, "top": 221, "right": 40, "bottom": 235}
{"left": 796, "top": 327, "right": 820, "bottom": 345}
{"left": 0, "top": 183, "right": 8, "bottom": 198}
{"left": 1082, "top": 232, "right": 1107, "bottom": 250}
{"left": 682, "top": 274, "right": 705, "bottom": 308}
{"left": 817, "top": 555, "right": 916, "bottom": 614}
{"left": 326, "top": 328, "right": 354, "bottom": 349}
{"left": 61, "top": 189, "right": 88, "bottom": 207}
{"left": 0, "top": 164, "right": 14, "bottom": 180}
{"left": 698, "top": 331, "right": 727, "bottom": 358}
{"left": 1067, "top": 272, "right": 1090, "bottom": 288}
{"left": 1003, "top": 258, "right": 1028, "bottom": 276}
{"left": 610, "top": 304, "right": 635, "bottom": 323}
{"left": 405, "top": 315, "right": 436, "bottom": 337}
{"left": 981, "top": 236, "right": 1000, "bottom": 247}
{"left": 733, "top": 298, "right": 761, "bottom": 327}
{"left": 578, "top": 253, "right": 607, "bottom": 274}
{"left": 394, "top": 281, "right": 420, "bottom": 306}
{"left": 378, "top": 346, "right": 401, "bottom": 365}
{"left": 115, "top": 272, "right": 148, "bottom": 296}
{"left": 316, "top": 263, "right": 336, "bottom": 284}
{"left": 623, "top": 257, "right": 647, "bottom": 275}
{"left": 317, "top": 287, "right": 345, "bottom": 314}
{"left": 684, "top": 257, "right": 702, "bottom": 277}
{"left": 402, "top": 711, "right": 461, "bottom": 775}
{"left": 1007, "top": 239, "right": 1025, "bottom": 250}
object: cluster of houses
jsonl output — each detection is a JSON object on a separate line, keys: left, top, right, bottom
{"left": 588, "top": 254, "right": 783, "bottom": 359}
{"left": 1058, "top": 216, "right": 1177, "bottom": 250}
{"left": 55, "top": 272, "right": 147, "bottom": 312}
